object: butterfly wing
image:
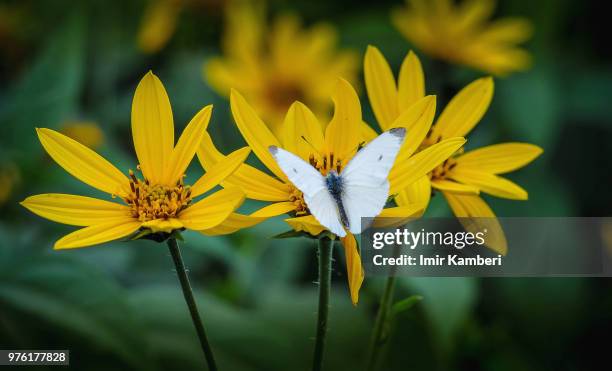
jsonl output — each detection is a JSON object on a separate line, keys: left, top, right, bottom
{"left": 269, "top": 146, "right": 346, "bottom": 237}
{"left": 340, "top": 128, "right": 406, "bottom": 234}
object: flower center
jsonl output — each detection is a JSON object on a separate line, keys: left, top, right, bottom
{"left": 308, "top": 151, "right": 343, "bottom": 176}
{"left": 420, "top": 127, "right": 443, "bottom": 150}
{"left": 289, "top": 186, "right": 309, "bottom": 215}
{"left": 124, "top": 169, "right": 192, "bottom": 222}
{"left": 430, "top": 157, "right": 457, "bottom": 181}
{"left": 265, "top": 79, "right": 305, "bottom": 111}
{"left": 420, "top": 125, "right": 462, "bottom": 181}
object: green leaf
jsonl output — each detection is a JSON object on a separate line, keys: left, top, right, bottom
{"left": 0, "top": 12, "right": 86, "bottom": 159}
{"left": 0, "top": 255, "right": 154, "bottom": 370}
{"left": 391, "top": 295, "right": 423, "bottom": 317}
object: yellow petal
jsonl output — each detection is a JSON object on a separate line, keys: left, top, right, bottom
{"left": 341, "top": 233, "right": 364, "bottom": 306}
{"left": 390, "top": 137, "right": 466, "bottom": 194}
{"left": 455, "top": 0, "right": 495, "bottom": 32}
{"left": 221, "top": 0, "right": 264, "bottom": 61}
{"left": 392, "top": 95, "right": 436, "bottom": 160}
{"left": 179, "top": 187, "right": 245, "bottom": 230}
{"left": 481, "top": 18, "right": 533, "bottom": 44}
{"left": 191, "top": 146, "right": 251, "bottom": 198}
{"left": 431, "top": 179, "right": 480, "bottom": 194}
{"left": 364, "top": 45, "right": 399, "bottom": 130}
{"left": 131, "top": 71, "right": 174, "bottom": 184}
{"left": 230, "top": 89, "right": 286, "bottom": 180}
{"left": 141, "top": 218, "right": 184, "bottom": 233}
{"left": 54, "top": 219, "right": 142, "bottom": 250}
{"left": 442, "top": 192, "right": 507, "bottom": 255}
{"left": 36, "top": 128, "right": 129, "bottom": 197}
{"left": 200, "top": 202, "right": 296, "bottom": 236}
{"left": 455, "top": 142, "right": 543, "bottom": 174}
{"left": 285, "top": 215, "right": 327, "bottom": 237}
{"left": 137, "top": 0, "right": 181, "bottom": 54}
{"left": 432, "top": 77, "right": 493, "bottom": 139}
{"left": 21, "top": 194, "right": 131, "bottom": 227}
{"left": 361, "top": 121, "right": 379, "bottom": 142}
{"left": 324, "top": 78, "right": 362, "bottom": 160}
{"left": 197, "top": 131, "right": 291, "bottom": 201}
{"left": 397, "top": 51, "right": 425, "bottom": 112}
{"left": 163, "top": 105, "right": 212, "bottom": 185}
{"left": 395, "top": 176, "right": 431, "bottom": 214}
{"left": 450, "top": 169, "right": 527, "bottom": 200}
{"left": 204, "top": 58, "right": 244, "bottom": 98}
{"left": 372, "top": 205, "right": 425, "bottom": 228}
{"left": 282, "top": 102, "right": 325, "bottom": 160}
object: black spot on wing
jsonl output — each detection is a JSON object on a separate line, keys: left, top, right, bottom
{"left": 378, "top": 154, "right": 383, "bottom": 161}
{"left": 293, "top": 168, "right": 298, "bottom": 173}
{"left": 389, "top": 127, "right": 406, "bottom": 138}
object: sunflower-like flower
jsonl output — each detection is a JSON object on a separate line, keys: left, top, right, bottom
{"left": 197, "top": 79, "right": 465, "bottom": 304}
{"left": 364, "top": 46, "right": 543, "bottom": 253}
{"left": 204, "top": 0, "right": 359, "bottom": 136}
{"left": 391, "top": 0, "right": 533, "bottom": 76}
{"left": 21, "top": 72, "right": 250, "bottom": 249}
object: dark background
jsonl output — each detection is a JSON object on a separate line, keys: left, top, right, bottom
{"left": 0, "top": 0, "right": 611, "bottom": 370}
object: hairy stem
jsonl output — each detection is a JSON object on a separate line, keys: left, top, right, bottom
{"left": 167, "top": 238, "right": 218, "bottom": 371}
{"left": 312, "top": 237, "right": 333, "bottom": 371}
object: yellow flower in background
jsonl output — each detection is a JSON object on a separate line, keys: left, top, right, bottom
{"left": 60, "top": 121, "right": 105, "bottom": 150}
{"left": 364, "top": 46, "right": 543, "bottom": 253}
{"left": 0, "top": 164, "right": 19, "bottom": 206}
{"left": 137, "top": 0, "right": 183, "bottom": 54}
{"left": 137, "top": 0, "right": 225, "bottom": 54}
{"left": 197, "top": 79, "right": 465, "bottom": 304}
{"left": 205, "top": 0, "right": 359, "bottom": 136}
{"left": 391, "top": 0, "right": 533, "bottom": 76}
{"left": 21, "top": 72, "right": 250, "bottom": 249}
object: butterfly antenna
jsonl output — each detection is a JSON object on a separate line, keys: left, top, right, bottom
{"left": 301, "top": 136, "right": 322, "bottom": 156}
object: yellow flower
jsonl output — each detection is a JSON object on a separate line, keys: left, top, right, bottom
{"left": 391, "top": 0, "right": 533, "bottom": 76}
{"left": 204, "top": 0, "right": 359, "bottom": 136}
{"left": 197, "top": 79, "right": 465, "bottom": 304}
{"left": 364, "top": 46, "right": 543, "bottom": 253}
{"left": 60, "top": 121, "right": 105, "bottom": 150}
{"left": 21, "top": 72, "right": 250, "bottom": 249}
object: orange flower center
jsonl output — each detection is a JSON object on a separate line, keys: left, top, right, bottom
{"left": 124, "top": 169, "right": 192, "bottom": 222}
{"left": 308, "top": 151, "right": 343, "bottom": 176}
{"left": 420, "top": 126, "right": 462, "bottom": 181}
{"left": 430, "top": 157, "right": 457, "bottom": 181}
{"left": 289, "top": 186, "right": 309, "bottom": 215}
{"left": 265, "top": 79, "right": 305, "bottom": 112}
{"left": 420, "top": 127, "right": 443, "bottom": 149}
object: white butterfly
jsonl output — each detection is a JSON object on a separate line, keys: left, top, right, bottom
{"left": 269, "top": 128, "right": 406, "bottom": 237}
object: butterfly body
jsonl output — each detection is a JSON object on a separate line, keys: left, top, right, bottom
{"left": 269, "top": 128, "right": 406, "bottom": 237}
{"left": 324, "top": 170, "right": 349, "bottom": 228}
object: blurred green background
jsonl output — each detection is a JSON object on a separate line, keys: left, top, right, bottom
{"left": 1, "top": 0, "right": 611, "bottom": 370}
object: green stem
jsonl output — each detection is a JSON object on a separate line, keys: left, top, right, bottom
{"left": 312, "top": 237, "right": 333, "bottom": 371}
{"left": 366, "top": 276, "right": 397, "bottom": 371}
{"left": 167, "top": 238, "right": 218, "bottom": 371}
